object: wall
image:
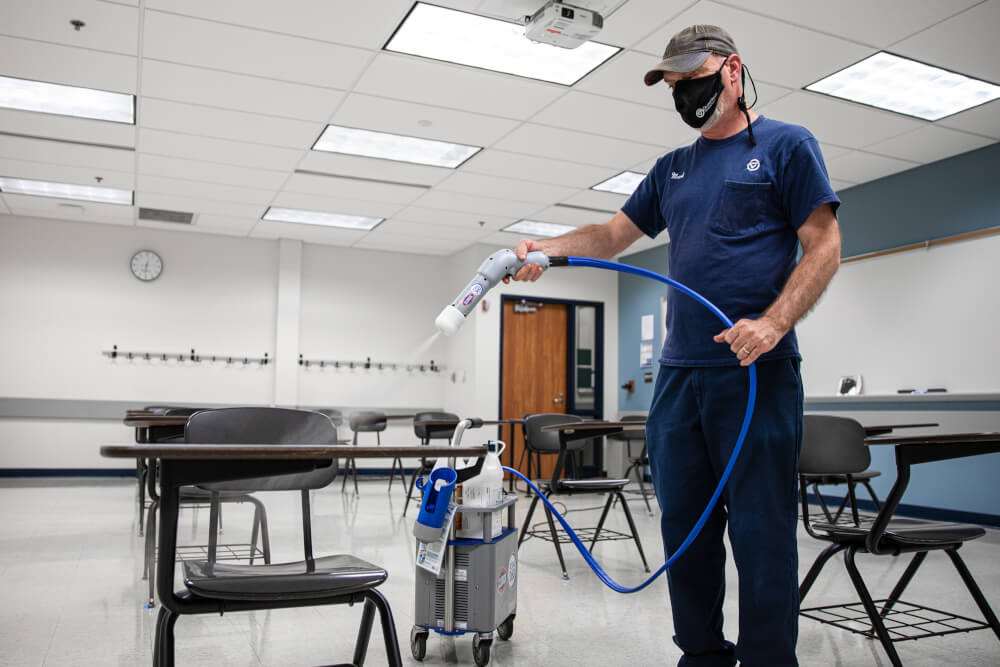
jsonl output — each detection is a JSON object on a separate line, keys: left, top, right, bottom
{"left": 615, "top": 143, "right": 1000, "bottom": 520}
{"left": 616, "top": 244, "right": 669, "bottom": 414}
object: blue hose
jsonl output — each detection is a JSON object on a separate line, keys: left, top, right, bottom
{"left": 505, "top": 256, "right": 757, "bottom": 594}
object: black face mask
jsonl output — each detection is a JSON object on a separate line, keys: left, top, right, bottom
{"left": 672, "top": 57, "right": 728, "bottom": 129}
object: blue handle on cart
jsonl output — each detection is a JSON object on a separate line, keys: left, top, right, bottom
{"left": 414, "top": 467, "right": 457, "bottom": 533}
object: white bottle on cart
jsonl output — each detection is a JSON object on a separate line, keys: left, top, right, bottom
{"left": 457, "top": 441, "right": 505, "bottom": 540}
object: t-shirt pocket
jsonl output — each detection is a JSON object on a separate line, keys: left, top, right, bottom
{"left": 712, "top": 180, "right": 774, "bottom": 236}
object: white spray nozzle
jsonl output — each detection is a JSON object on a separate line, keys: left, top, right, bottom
{"left": 435, "top": 305, "right": 466, "bottom": 336}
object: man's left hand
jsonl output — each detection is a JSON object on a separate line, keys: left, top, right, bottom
{"left": 714, "top": 316, "right": 785, "bottom": 366}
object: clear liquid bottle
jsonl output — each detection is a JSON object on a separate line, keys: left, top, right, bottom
{"left": 458, "top": 441, "right": 505, "bottom": 539}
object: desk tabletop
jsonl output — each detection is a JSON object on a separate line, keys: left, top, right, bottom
{"left": 865, "top": 431, "right": 1000, "bottom": 446}
{"left": 101, "top": 443, "right": 488, "bottom": 460}
{"left": 862, "top": 422, "right": 939, "bottom": 436}
{"left": 541, "top": 420, "right": 646, "bottom": 433}
{"left": 124, "top": 416, "right": 189, "bottom": 427}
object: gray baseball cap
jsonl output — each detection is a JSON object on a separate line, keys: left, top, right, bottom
{"left": 643, "top": 24, "right": 739, "bottom": 86}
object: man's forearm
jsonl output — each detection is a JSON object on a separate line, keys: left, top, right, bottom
{"left": 763, "top": 232, "right": 840, "bottom": 335}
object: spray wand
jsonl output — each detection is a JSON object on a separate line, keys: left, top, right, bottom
{"left": 435, "top": 251, "right": 757, "bottom": 593}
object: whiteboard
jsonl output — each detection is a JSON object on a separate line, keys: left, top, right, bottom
{"left": 797, "top": 233, "right": 1000, "bottom": 397}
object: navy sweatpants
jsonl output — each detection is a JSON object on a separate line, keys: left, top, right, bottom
{"left": 646, "top": 359, "right": 803, "bottom": 667}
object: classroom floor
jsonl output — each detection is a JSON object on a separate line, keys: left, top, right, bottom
{"left": 1, "top": 476, "right": 998, "bottom": 667}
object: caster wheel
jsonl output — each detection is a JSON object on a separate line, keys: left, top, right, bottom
{"left": 472, "top": 634, "right": 492, "bottom": 667}
{"left": 410, "top": 626, "right": 428, "bottom": 661}
{"left": 497, "top": 614, "right": 514, "bottom": 641}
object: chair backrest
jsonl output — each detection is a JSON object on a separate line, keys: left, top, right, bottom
{"left": 413, "top": 411, "right": 459, "bottom": 442}
{"left": 523, "top": 413, "right": 585, "bottom": 454}
{"left": 317, "top": 408, "right": 343, "bottom": 427}
{"left": 349, "top": 410, "right": 387, "bottom": 433}
{"left": 610, "top": 414, "right": 646, "bottom": 442}
{"left": 800, "top": 415, "right": 870, "bottom": 475}
{"left": 186, "top": 407, "right": 338, "bottom": 490}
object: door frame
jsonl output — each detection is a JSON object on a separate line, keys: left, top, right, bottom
{"left": 498, "top": 294, "right": 605, "bottom": 421}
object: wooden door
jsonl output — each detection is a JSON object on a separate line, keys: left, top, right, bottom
{"left": 501, "top": 300, "right": 568, "bottom": 481}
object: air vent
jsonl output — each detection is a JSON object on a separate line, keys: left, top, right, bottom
{"left": 139, "top": 207, "right": 194, "bottom": 224}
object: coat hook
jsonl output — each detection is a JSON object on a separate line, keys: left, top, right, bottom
{"left": 227, "top": 357, "right": 232, "bottom": 364}
{"left": 263, "top": 353, "right": 269, "bottom": 366}
{"left": 128, "top": 351, "right": 134, "bottom": 360}
{"left": 144, "top": 352, "right": 151, "bottom": 361}
{"left": 161, "top": 353, "right": 167, "bottom": 362}
{"left": 190, "top": 348, "right": 196, "bottom": 362}
{"left": 243, "top": 357, "right": 248, "bottom": 365}
{"left": 111, "top": 344, "right": 118, "bottom": 359}
{"left": 320, "top": 360, "right": 325, "bottom": 369}
{"left": 365, "top": 356, "right": 371, "bottom": 370}
{"left": 298, "top": 354, "right": 304, "bottom": 366}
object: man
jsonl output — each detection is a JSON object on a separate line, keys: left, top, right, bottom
{"left": 509, "top": 25, "right": 841, "bottom": 667}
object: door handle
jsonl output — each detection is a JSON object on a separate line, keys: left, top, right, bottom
{"left": 553, "top": 392, "right": 565, "bottom": 404}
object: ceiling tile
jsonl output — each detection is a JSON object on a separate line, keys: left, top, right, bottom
{"left": 619, "top": 232, "right": 669, "bottom": 255}
{"left": 354, "top": 53, "right": 565, "bottom": 120}
{"left": 140, "top": 60, "right": 344, "bottom": 122}
{"left": 0, "top": 0, "right": 140, "bottom": 55}
{"left": 391, "top": 205, "right": 510, "bottom": 229}
{"left": 865, "top": 126, "right": 995, "bottom": 164}
{"left": 142, "top": 10, "right": 370, "bottom": 89}
{"left": 138, "top": 128, "right": 304, "bottom": 171}
{"left": 461, "top": 149, "right": 611, "bottom": 188}
{"left": 0, "top": 35, "right": 137, "bottom": 93}
{"left": 494, "top": 123, "right": 661, "bottom": 169}
{"left": 435, "top": 172, "right": 577, "bottom": 204}
{"left": 0, "top": 134, "right": 134, "bottom": 172}
{"left": 728, "top": 0, "right": 983, "bottom": 48}
{"left": 1, "top": 193, "right": 134, "bottom": 226}
{"left": 893, "top": 1, "right": 1000, "bottom": 84}
{"left": 331, "top": 94, "right": 519, "bottom": 148}
{"left": 137, "top": 154, "right": 288, "bottom": 190}
{"left": 144, "top": 0, "right": 412, "bottom": 49}
{"left": 560, "top": 189, "right": 627, "bottom": 211}
{"left": 634, "top": 2, "right": 873, "bottom": 89}
{"left": 825, "top": 150, "right": 919, "bottom": 184}
{"left": 529, "top": 205, "right": 612, "bottom": 226}
{"left": 937, "top": 99, "right": 1000, "bottom": 140}
{"left": 411, "top": 190, "right": 539, "bottom": 219}
{"left": 297, "top": 152, "right": 452, "bottom": 187}
{"left": 597, "top": 0, "right": 691, "bottom": 48}
{"left": 137, "top": 173, "right": 276, "bottom": 205}
{"left": 353, "top": 232, "right": 469, "bottom": 256}
{"left": 139, "top": 98, "right": 323, "bottom": 148}
{"left": 250, "top": 219, "right": 368, "bottom": 246}
{"left": 190, "top": 213, "right": 258, "bottom": 236}
{"left": 134, "top": 191, "right": 264, "bottom": 219}
{"left": 818, "top": 143, "right": 852, "bottom": 161}
{"left": 0, "top": 197, "right": 10, "bottom": 214}
{"left": 576, "top": 50, "right": 676, "bottom": 108}
{"left": 0, "top": 109, "right": 136, "bottom": 148}
{"left": 830, "top": 178, "right": 857, "bottom": 191}
{"left": 0, "top": 157, "right": 134, "bottom": 190}
{"left": 376, "top": 219, "right": 492, "bottom": 241}
{"left": 759, "top": 91, "right": 925, "bottom": 149}
{"left": 281, "top": 172, "right": 428, "bottom": 205}
{"left": 268, "top": 191, "right": 402, "bottom": 219}
{"left": 532, "top": 91, "right": 690, "bottom": 146}
{"left": 478, "top": 230, "right": 539, "bottom": 246}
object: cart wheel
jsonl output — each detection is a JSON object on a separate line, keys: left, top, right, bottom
{"left": 497, "top": 614, "right": 514, "bottom": 641}
{"left": 472, "top": 634, "right": 491, "bottom": 667}
{"left": 410, "top": 626, "right": 428, "bottom": 661}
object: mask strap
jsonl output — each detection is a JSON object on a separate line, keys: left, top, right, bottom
{"left": 737, "top": 63, "right": 758, "bottom": 146}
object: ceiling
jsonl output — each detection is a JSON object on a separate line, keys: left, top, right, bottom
{"left": 0, "top": 0, "right": 997, "bottom": 256}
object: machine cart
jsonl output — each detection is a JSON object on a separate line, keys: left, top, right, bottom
{"left": 411, "top": 479, "right": 519, "bottom": 666}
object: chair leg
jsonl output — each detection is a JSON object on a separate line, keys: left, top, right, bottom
{"left": 249, "top": 502, "right": 261, "bottom": 565}
{"left": 843, "top": 544, "right": 904, "bottom": 667}
{"left": 635, "top": 466, "right": 653, "bottom": 515}
{"left": 617, "top": 491, "right": 650, "bottom": 572}
{"left": 880, "top": 551, "right": 927, "bottom": 617}
{"left": 153, "top": 606, "right": 177, "bottom": 667}
{"left": 207, "top": 492, "right": 220, "bottom": 562}
{"left": 352, "top": 459, "right": 359, "bottom": 494}
{"left": 799, "top": 542, "right": 845, "bottom": 603}
{"left": 811, "top": 482, "right": 836, "bottom": 523}
{"left": 364, "top": 588, "right": 403, "bottom": 667}
{"left": 945, "top": 547, "right": 1000, "bottom": 640}
{"left": 862, "top": 480, "right": 882, "bottom": 511}
{"left": 137, "top": 458, "right": 146, "bottom": 537}
{"left": 518, "top": 495, "right": 540, "bottom": 548}
{"left": 352, "top": 597, "right": 377, "bottom": 666}
{"left": 145, "top": 499, "right": 158, "bottom": 608}
{"left": 543, "top": 500, "right": 569, "bottom": 580}
{"left": 403, "top": 464, "right": 426, "bottom": 517}
{"left": 590, "top": 495, "right": 615, "bottom": 552}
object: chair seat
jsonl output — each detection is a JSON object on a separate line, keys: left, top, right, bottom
{"left": 180, "top": 487, "right": 256, "bottom": 502}
{"left": 812, "top": 519, "right": 985, "bottom": 547}
{"left": 802, "top": 470, "right": 881, "bottom": 484}
{"left": 183, "top": 554, "right": 388, "bottom": 601}
{"left": 556, "top": 478, "right": 629, "bottom": 491}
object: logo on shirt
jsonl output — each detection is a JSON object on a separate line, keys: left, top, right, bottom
{"left": 670, "top": 171, "right": 685, "bottom": 180}
{"left": 746, "top": 159, "right": 761, "bottom": 172}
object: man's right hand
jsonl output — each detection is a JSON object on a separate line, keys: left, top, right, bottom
{"left": 504, "top": 238, "right": 548, "bottom": 283}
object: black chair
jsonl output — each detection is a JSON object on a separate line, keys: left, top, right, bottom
{"left": 797, "top": 415, "right": 1000, "bottom": 667}
{"left": 153, "top": 407, "right": 401, "bottom": 666}
{"left": 801, "top": 415, "right": 882, "bottom": 523}
{"left": 345, "top": 411, "right": 403, "bottom": 495}
{"left": 403, "top": 411, "right": 459, "bottom": 516}
{"left": 517, "top": 414, "right": 650, "bottom": 580}
{"left": 608, "top": 414, "right": 653, "bottom": 515}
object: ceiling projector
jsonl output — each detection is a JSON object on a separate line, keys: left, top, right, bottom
{"left": 524, "top": 1, "right": 604, "bottom": 49}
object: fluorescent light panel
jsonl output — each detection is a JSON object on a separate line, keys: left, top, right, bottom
{"left": 385, "top": 3, "right": 620, "bottom": 86}
{"left": 592, "top": 171, "right": 646, "bottom": 196}
{"left": 313, "top": 124, "right": 481, "bottom": 168}
{"left": 502, "top": 219, "right": 576, "bottom": 238}
{"left": 0, "top": 177, "right": 132, "bottom": 204}
{"left": 806, "top": 52, "right": 1000, "bottom": 121}
{"left": 0, "top": 75, "right": 134, "bottom": 123}
{"left": 263, "top": 207, "right": 383, "bottom": 231}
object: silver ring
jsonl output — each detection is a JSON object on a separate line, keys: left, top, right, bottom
{"left": 741, "top": 346, "right": 751, "bottom": 356}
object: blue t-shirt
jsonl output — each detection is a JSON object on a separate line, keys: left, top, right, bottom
{"left": 623, "top": 116, "right": 840, "bottom": 367}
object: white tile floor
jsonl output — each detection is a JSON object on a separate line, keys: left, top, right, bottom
{"left": 0, "top": 477, "right": 998, "bottom": 666}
